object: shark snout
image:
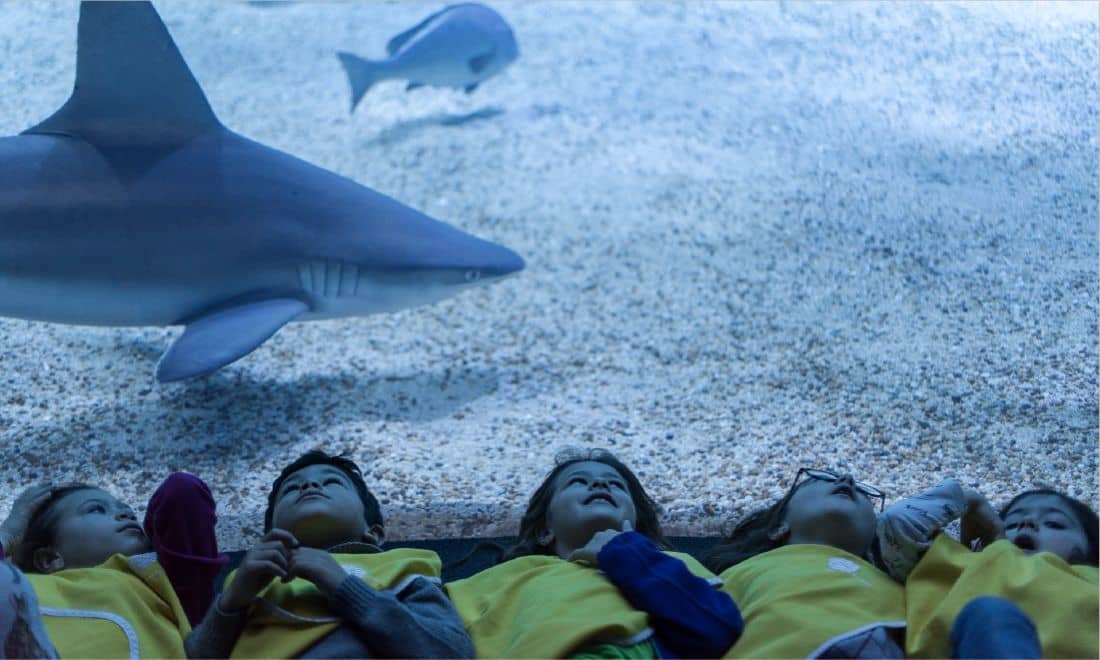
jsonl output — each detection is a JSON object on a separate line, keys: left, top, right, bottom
{"left": 481, "top": 244, "right": 525, "bottom": 278}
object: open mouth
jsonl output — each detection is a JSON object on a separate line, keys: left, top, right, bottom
{"left": 117, "top": 522, "right": 145, "bottom": 536}
{"left": 1013, "top": 534, "right": 1038, "bottom": 553}
{"left": 583, "top": 493, "right": 616, "bottom": 506}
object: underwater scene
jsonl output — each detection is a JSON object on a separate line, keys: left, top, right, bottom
{"left": 0, "top": 0, "right": 1096, "bottom": 557}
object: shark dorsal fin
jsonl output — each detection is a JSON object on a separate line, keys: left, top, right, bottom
{"left": 23, "top": 1, "right": 221, "bottom": 149}
{"left": 385, "top": 6, "right": 452, "bottom": 56}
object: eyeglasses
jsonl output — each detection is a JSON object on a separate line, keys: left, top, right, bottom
{"left": 793, "top": 468, "right": 886, "bottom": 511}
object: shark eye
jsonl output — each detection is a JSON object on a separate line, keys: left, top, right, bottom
{"left": 464, "top": 269, "right": 481, "bottom": 283}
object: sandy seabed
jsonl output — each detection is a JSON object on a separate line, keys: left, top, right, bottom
{"left": 0, "top": 1, "right": 1096, "bottom": 549}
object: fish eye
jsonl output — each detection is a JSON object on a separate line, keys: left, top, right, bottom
{"left": 464, "top": 269, "right": 481, "bottom": 283}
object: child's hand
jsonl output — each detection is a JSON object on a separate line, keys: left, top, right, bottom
{"left": 568, "top": 519, "right": 634, "bottom": 565}
{"left": 219, "top": 529, "right": 298, "bottom": 612}
{"left": 960, "top": 488, "right": 1005, "bottom": 551}
{"left": 286, "top": 546, "right": 350, "bottom": 595}
{"left": 0, "top": 484, "right": 55, "bottom": 553}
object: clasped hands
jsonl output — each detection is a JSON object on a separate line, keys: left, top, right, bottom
{"left": 219, "top": 529, "right": 349, "bottom": 612}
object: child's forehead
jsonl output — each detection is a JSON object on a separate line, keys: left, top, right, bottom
{"left": 557, "top": 461, "right": 626, "bottom": 482}
{"left": 58, "top": 487, "right": 117, "bottom": 508}
{"left": 1006, "top": 493, "right": 1075, "bottom": 518}
{"left": 283, "top": 463, "right": 350, "bottom": 482}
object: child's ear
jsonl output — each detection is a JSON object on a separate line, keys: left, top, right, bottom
{"left": 363, "top": 524, "right": 386, "bottom": 547}
{"left": 767, "top": 523, "right": 790, "bottom": 543}
{"left": 537, "top": 529, "right": 554, "bottom": 546}
{"left": 33, "top": 547, "right": 65, "bottom": 574}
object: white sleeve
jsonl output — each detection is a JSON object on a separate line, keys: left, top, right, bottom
{"left": 876, "top": 479, "right": 967, "bottom": 582}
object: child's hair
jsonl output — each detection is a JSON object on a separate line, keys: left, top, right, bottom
{"left": 504, "top": 447, "right": 669, "bottom": 560}
{"left": 264, "top": 450, "right": 383, "bottom": 532}
{"left": 1000, "top": 488, "right": 1099, "bottom": 566}
{"left": 13, "top": 483, "right": 95, "bottom": 572}
{"left": 701, "top": 479, "right": 809, "bottom": 574}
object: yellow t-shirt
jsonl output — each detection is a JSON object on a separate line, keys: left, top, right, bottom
{"left": 445, "top": 552, "right": 720, "bottom": 658}
{"left": 905, "top": 535, "right": 1099, "bottom": 658}
{"left": 720, "top": 544, "right": 905, "bottom": 658}
{"left": 228, "top": 547, "right": 441, "bottom": 659}
{"left": 27, "top": 552, "right": 190, "bottom": 659}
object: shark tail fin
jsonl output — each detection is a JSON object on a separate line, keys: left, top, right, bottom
{"left": 337, "top": 51, "right": 382, "bottom": 112}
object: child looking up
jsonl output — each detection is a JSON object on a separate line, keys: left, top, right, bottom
{"left": 445, "top": 448, "right": 743, "bottom": 658}
{"left": 0, "top": 472, "right": 224, "bottom": 657}
{"left": 185, "top": 449, "right": 473, "bottom": 658}
{"left": 877, "top": 480, "right": 1098, "bottom": 658}
{"left": 702, "top": 468, "right": 906, "bottom": 658}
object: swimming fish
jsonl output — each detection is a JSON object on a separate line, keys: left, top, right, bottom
{"left": 338, "top": 3, "right": 518, "bottom": 110}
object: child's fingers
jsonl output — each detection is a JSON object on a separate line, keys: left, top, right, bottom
{"left": 263, "top": 528, "right": 300, "bottom": 549}
{"left": 250, "top": 559, "right": 287, "bottom": 580}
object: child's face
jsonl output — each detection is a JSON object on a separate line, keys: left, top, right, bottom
{"left": 781, "top": 474, "right": 878, "bottom": 555}
{"left": 545, "top": 461, "right": 637, "bottom": 551}
{"left": 47, "top": 488, "right": 150, "bottom": 570}
{"left": 1003, "top": 494, "right": 1090, "bottom": 563}
{"left": 270, "top": 464, "right": 371, "bottom": 548}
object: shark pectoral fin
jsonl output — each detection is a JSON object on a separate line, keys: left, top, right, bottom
{"left": 155, "top": 298, "right": 308, "bottom": 382}
{"left": 24, "top": 1, "right": 221, "bottom": 150}
{"left": 468, "top": 51, "right": 495, "bottom": 74}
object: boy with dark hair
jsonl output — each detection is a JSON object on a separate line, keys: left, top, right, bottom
{"left": 185, "top": 450, "right": 473, "bottom": 658}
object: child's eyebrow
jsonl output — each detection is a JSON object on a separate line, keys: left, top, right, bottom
{"left": 283, "top": 467, "right": 350, "bottom": 487}
{"left": 564, "top": 470, "right": 624, "bottom": 481}
{"left": 1006, "top": 506, "right": 1072, "bottom": 519}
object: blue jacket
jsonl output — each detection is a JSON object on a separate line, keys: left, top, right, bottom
{"left": 598, "top": 532, "right": 744, "bottom": 658}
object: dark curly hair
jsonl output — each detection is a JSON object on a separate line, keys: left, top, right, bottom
{"left": 14, "top": 483, "right": 96, "bottom": 573}
{"left": 700, "top": 479, "right": 812, "bottom": 574}
{"left": 504, "top": 447, "right": 669, "bottom": 561}
{"left": 1000, "top": 488, "right": 1099, "bottom": 566}
{"left": 264, "top": 450, "right": 383, "bottom": 532}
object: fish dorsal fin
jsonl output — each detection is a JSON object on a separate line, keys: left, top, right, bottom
{"left": 385, "top": 6, "right": 452, "bottom": 55}
{"left": 24, "top": 1, "right": 221, "bottom": 149}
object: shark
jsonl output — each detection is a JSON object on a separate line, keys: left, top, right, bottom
{"left": 0, "top": 1, "right": 525, "bottom": 382}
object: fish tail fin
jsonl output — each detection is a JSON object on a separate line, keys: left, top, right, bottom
{"left": 337, "top": 51, "right": 381, "bottom": 112}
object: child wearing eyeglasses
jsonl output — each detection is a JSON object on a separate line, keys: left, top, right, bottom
{"left": 701, "top": 467, "right": 906, "bottom": 658}
{"left": 877, "top": 480, "right": 1098, "bottom": 658}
